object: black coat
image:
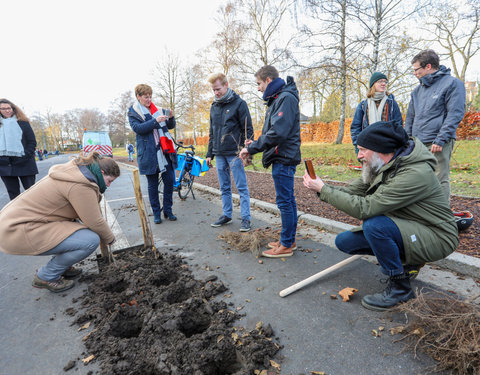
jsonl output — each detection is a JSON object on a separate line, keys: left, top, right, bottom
{"left": 0, "top": 120, "right": 38, "bottom": 177}
{"left": 247, "top": 76, "right": 301, "bottom": 168}
{"left": 206, "top": 91, "right": 253, "bottom": 158}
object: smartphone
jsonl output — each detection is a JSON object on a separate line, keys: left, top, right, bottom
{"left": 304, "top": 159, "right": 316, "bottom": 179}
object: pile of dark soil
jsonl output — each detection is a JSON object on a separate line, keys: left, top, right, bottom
{"left": 73, "top": 248, "right": 280, "bottom": 375}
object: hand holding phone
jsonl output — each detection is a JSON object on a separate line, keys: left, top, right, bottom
{"left": 304, "top": 159, "right": 316, "bottom": 179}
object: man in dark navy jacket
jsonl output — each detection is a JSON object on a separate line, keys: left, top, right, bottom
{"left": 206, "top": 73, "right": 254, "bottom": 232}
{"left": 240, "top": 65, "right": 301, "bottom": 258}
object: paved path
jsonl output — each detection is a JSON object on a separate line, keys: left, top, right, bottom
{"left": 1, "top": 157, "right": 478, "bottom": 375}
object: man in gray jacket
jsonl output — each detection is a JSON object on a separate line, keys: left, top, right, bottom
{"left": 405, "top": 49, "right": 466, "bottom": 201}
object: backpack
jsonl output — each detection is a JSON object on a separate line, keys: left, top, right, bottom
{"left": 128, "top": 144, "right": 134, "bottom": 152}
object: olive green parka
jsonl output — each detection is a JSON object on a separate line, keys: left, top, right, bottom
{"left": 319, "top": 138, "right": 458, "bottom": 265}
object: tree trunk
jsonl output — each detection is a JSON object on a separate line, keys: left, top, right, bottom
{"left": 372, "top": 0, "right": 383, "bottom": 72}
{"left": 336, "top": 0, "right": 347, "bottom": 144}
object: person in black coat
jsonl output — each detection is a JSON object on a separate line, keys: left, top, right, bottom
{"left": 0, "top": 99, "right": 39, "bottom": 200}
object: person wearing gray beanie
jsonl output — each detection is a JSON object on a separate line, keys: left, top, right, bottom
{"left": 350, "top": 72, "right": 403, "bottom": 158}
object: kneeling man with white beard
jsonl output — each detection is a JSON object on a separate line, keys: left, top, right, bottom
{"left": 303, "top": 121, "right": 458, "bottom": 311}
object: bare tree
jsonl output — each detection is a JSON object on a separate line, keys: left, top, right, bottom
{"left": 152, "top": 50, "right": 184, "bottom": 139}
{"left": 108, "top": 91, "right": 134, "bottom": 146}
{"left": 426, "top": 0, "right": 480, "bottom": 82}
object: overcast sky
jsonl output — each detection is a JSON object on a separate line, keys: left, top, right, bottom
{"left": 2, "top": 0, "right": 224, "bottom": 115}
{"left": 3, "top": 0, "right": 480, "bottom": 117}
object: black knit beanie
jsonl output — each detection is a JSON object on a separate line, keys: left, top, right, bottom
{"left": 356, "top": 121, "right": 409, "bottom": 154}
{"left": 369, "top": 72, "right": 388, "bottom": 88}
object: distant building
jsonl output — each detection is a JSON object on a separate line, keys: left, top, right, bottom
{"left": 300, "top": 113, "right": 311, "bottom": 124}
{"left": 465, "top": 81, "right": 478, "bottom": 103}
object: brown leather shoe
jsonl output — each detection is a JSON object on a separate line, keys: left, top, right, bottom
{"left": 262, "top": 244, "right": 294, "bottom": 258}
{"left": 267, "top": 241, "right": 296, "bottom": 250}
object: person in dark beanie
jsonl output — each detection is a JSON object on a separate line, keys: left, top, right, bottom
{"left": 350, "top": 72, "right": 403, "bottom": 157}
{"left": 303, "top": 121, "right": 458, "bottom": 311}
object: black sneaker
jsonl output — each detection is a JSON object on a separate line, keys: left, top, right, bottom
{"left": 211, "top": 215, "right": 232, "bottom": 227}
{"left": 239, "top": 219, "right": 251, "bottom": 232}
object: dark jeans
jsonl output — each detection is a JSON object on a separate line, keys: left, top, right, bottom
{"left": 146, "top": 157, "right": 175, "bottom": 216}
{"left": 1, "top": 175, "right": 36, "bottom": 200}
{"left": 335, "top": 215, "right": 405, "bottom": 276}
{"left": 272, "top": 162, "right": 297, "bottom": 247}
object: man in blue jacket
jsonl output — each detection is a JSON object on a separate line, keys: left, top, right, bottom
{"left": 206, "top": 73, "right": 254, "bottom": 232}
{"left": 240, "top": 65, "right": 301, "bottom": 258}
{"left": 405, "top": 49, "right": 466, "bottom": 202}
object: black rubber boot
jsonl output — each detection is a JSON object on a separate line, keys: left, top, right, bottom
{"left": 361, "top": 274, "right": 415, "bottom": 311}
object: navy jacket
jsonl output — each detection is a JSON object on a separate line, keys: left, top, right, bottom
{"left": 0, "top": 120, "right": 38, "bottom": 177}
{"left": 206, "top": 91, "right": 253, "bottom": 159}
{"left": 405, "top": 66, "right": 466, "bottom": 146}
{"left": 350, "top": 94, "right": 403, "bottom": 145}
{"left": 247, "top": 76, "right": 301, "bottom": 168}
{"left": 128, "top": 106, "right": 176, "bottom": 175}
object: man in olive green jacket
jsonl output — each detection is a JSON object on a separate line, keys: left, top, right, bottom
{"left": 303, "top": 121, "right": 458, "bottom": 311}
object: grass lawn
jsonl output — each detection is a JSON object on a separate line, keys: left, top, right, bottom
{"left": 114, "top": 139, "right": 480, "bottom": 197}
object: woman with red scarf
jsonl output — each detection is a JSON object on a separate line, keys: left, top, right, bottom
{"left": 128, "top": 84, "right": 177, "bottom": 224}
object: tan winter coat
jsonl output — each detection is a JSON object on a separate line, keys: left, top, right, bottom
{"left": 0, "top": 160, "right": 115, "bottom": 255}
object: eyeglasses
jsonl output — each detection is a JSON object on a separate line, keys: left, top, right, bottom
{"left": 376, "top": 79, "right": 388, "bottom": 84}
{"left": 0, "top": 107, "right": 13, "bottom": 111}
{"left": 413, "top": 66, "right": 424, "bottom": 72}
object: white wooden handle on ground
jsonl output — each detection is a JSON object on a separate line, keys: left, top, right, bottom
{"left": 279, "top": 254, "right": 363, "bottom": 297}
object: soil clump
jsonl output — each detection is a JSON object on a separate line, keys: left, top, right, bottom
{"left": 73, "top": 248, "right": 280, "bottom": 375}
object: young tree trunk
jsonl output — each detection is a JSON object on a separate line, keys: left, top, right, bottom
{"left": 336, "top": 0, "right": 347, "bottom": 144}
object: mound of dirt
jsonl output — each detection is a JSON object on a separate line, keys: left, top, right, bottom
{"left": 72, "top": 248, "right": 280, "bottom": 375}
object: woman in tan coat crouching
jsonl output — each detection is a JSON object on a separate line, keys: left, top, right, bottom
{"left": 0, "top": 152, "right": 120, "bottom": 292}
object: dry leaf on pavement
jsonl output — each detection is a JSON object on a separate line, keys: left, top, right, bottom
{"left": 338, "top": 287, "right": 358, "bottom": 302}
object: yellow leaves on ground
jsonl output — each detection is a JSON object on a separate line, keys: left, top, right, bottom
{"left": 338, "top": 287, "right": 358, "bottom": 302}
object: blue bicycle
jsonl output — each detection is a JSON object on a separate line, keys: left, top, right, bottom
{"left": 158, "top": 142, "right": 208, "bottom": 200}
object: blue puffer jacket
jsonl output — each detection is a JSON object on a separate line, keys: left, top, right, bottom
{"left": 350, "top": 94, "right": 403, "bottom": 146}
{"left": 206, "top": 91, "right": 253, "bottom": 158}
{"left": 247, "top": 76, "right": 301, "bottom": 168}
{"left": 128, "top": 105, "right": 176, "bottom": 175}
{"left": 404, "top": 66, "right": 466, "bottom": 146}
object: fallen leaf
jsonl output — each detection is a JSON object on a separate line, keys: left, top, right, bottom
{"left": 371, "top": 329, "right": 381, "bottom": 337}
{"left": 255, "top": 321, "right": 263, "bottom": 330}
{"left": 311, "top": 372, "right": 326, "bottom": 375}
{"left": 412, "top": 327, "right": 425, "bottom": 336}
{"left": 281, "top": 258, "right": 286, "bottom": 261}
{"left": 378, "top": 326, "right": 385, "bottom": 332}
{"left": 256, "top": 287, "right": 264, "bottom": 292}
{"left": 78, "top": 321, "right": 91, "bottom": 331}
{"left": 217, "top": 335, "right": 224, "bottom": 343}
{"left": 236, "top": 306, "right": 244, "bottom": 311}
{"left": 82, "top": 328, "right": 97, "bottom": 341}
{"left": 245, "top": 299, "right": 251, "bottom": 303}
{"left": 270, "top": 360, "right": 281, "bottom": 370}
{"left": 81, "top": 355, "right": 94, "bottom": 364}
{"left": 390, "top": 326, "right": 405, "bottom": 335}
{"left": 338, "top": 287, "right": 358, "bottom": 302}
{"left": 330, "top": 294, "right": 338, "bottom": 300}
{"left": 232, "top": 332, "right": 239, "bottom": 341}
{"left": 247, "top": 276, "right": 255, "bottom": 281}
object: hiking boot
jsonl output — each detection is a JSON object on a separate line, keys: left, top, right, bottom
{"left": 361, "top": 274, "right": 415, "bottom": 311}
{"left": 164, "top": 212, "right": 177, "bottom": 221}
{"left": 262, "top": 244, "right": 294, "bottom": 258}
{"left": 267, "top": 241, "right": 297, "bottom": 250}
{"left": 154, "top": 214, "right": 162, "bottom": 224}
{"left": 404, "top": 264, "right": 425, "bottom": 280}
{"left": 239, "top": 219, "right": 251, "bottom": 232}
{"left": 211, "top": 215, "right": 232, "bottom": 227}
{"left": 63, "top": 266, "right": 82, "bottom": 279}
{"left": 32, "top": 274, "right": 74, "bottom": 293}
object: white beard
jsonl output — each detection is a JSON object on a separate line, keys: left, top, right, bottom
{"left": 361, "top": 152, "right": 386, "bottom": 184}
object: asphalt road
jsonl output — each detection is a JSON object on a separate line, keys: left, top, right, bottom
{"left": 1, "top": 155, "right": 471, "bottom": 374}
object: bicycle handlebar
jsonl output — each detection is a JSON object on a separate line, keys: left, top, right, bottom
{"left": 174, "top": 140, "right": 195, "bottom": 151}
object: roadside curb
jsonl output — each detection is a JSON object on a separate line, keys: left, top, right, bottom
{"left": 193, "top": 182, "right": 480, "bottom": 279}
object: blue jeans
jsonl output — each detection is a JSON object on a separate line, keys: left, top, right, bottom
{"left": 215, "top": 155, "right": 250, "bottom": 220}
{"left": 128, "top": 151, "right": 134, "bottom": 161}
{"left": 272, "top": 162, "right": 297, "bottom": 247}
{"left": 37, "top": 229, "right": 100, "bottom": 281}
{"left": 335, "top": 215, "right": 405, "bottom": 276}
{"left": 146, "top": 157, "right": 175, "bottom": 216}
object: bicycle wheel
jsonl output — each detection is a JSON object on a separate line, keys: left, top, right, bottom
{"left": 178, "top": 170, "right": 195, "bottom": 200}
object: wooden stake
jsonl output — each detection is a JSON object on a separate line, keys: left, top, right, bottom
{"left": 279, "top": 254, "right": 362, "bottom": 297}
{"left": 132, "top": 169, "right": 154, "bottom": 249}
